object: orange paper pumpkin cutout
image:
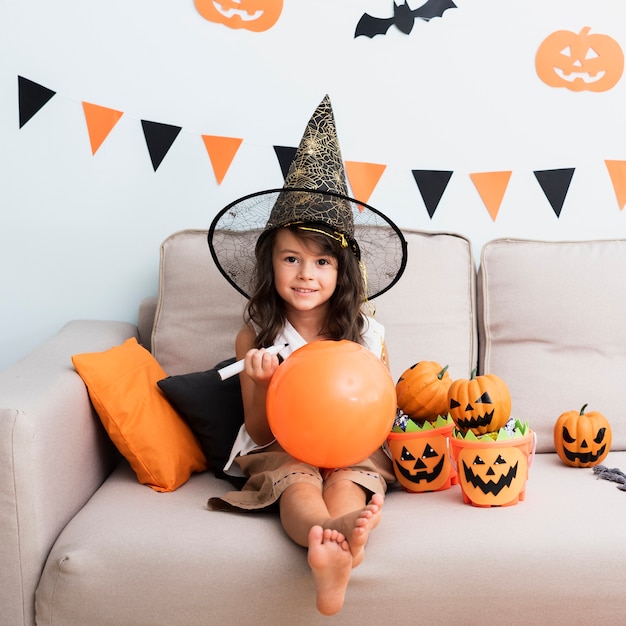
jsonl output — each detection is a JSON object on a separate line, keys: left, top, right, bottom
{"left": 195, "top": 0, "right": 283, "bottom": 32}
{"left": 536, "top": 27, "right": 624, "bottom": 92}
{"left": 388, "top": 424, "right": 456, "bottom": 493}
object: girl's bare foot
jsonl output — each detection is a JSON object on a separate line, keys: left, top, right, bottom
{"left": 307, "top": 526, "right": 352, "bottom": 615}
{"left": 324, "top": 493, "right": 384, "bottom": 568}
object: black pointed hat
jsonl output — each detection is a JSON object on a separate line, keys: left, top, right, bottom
{"left": 208, "top": 95, "right": 407, "bottom": 299}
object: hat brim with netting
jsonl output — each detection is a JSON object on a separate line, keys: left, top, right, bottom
{"left": 208, "top": 187, "right": 407, "bottom": 300}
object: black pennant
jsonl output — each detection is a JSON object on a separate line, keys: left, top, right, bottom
{"left": 273, "top": 145, "right": 298, "bottom": 179}
{"left": 534, "top": 168, "right": 575, "bottom": 217}
{"left": 411, "top": 169, "right": 453, "bottom": 218}
{"left": 18, "top": 76, "right": 56, "bottom": 128}
{"left": 141, "top": 120, "right": 182, "bottom": 171}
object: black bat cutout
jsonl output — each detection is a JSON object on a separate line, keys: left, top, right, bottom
{"left": 355, "top": 0, "right": 457, "bottom": 38}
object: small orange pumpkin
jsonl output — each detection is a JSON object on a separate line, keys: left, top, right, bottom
{"left": 195, "top": 0, "right": 283, "bottom": 32}
{"left": 448, "top": 370, "right": 511, "bottom": 435}
{"left": 535, "top": 26, "right": 624, "bottom": 93}
{"left": 554, "top": 404, "right": 611, "bottom": 467}
{"left": 396, "top": 361, "right": 452, "bottom": 421}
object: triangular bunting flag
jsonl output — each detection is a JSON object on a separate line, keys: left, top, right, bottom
{"left": 18, "top": 76, "right": 56, "bottom": 128}
{"left": 273, "top": 145, "right": 298, "bottom": 179}
{"left": 201, "top": 135, "right": 243, "bottom": 185}
{"left": 82, "top": 102, "right": 124, "bottom": 155}
{"left": 604, "top": 160, "right": 626, "bottom": 210}
{"left": 411, "top": 170, "right": 453, "bottom": 218}
{"left": 534, "top": 168, "right": 575, "bottom": 217}
{"left": 469, "top": 171, "right": 512, "bottom": 221}
{"left": 344, "top": 161, "right": 387, "bottom": 206}
{"left": 141, "top": 120, "right": 182, "bottom": 171}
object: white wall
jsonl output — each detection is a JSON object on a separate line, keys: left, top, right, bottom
{"left": 2, "top": 0, "right": 626, "bottom": 370}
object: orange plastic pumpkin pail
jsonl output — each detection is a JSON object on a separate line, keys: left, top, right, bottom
{"left": 450, "top": 430, "right": 535, "bottom": 507}
{"left": 387, "top": 423, "right": 457, "bottom": 493}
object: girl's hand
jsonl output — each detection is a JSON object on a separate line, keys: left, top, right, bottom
{"left": 244, "top": 348, "right": 280, "bottom": 384}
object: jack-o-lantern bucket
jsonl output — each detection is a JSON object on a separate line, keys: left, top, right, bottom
{"left": 387, "top": 422, "right": 457, "bottom": 493}
{"left": 450, "top": 429, "right": 536, "bottom": 507}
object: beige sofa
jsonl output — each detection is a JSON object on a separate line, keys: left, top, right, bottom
{"left": 3, "top": 228, "right": 626, "bottom": 625}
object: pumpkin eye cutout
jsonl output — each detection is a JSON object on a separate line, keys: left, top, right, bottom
{"left": 494, "top": 454, "right": 507, "bottom": 465}
{"left": 472, "top": 455, "right": 485, "bottom": 466}
{"left": 400, "top": 446, "right": 416, "bottom": 462}
{"left": 450, "top": 398, "right": 461, "bottom": 409}
{"left": 422, "top": 444, "right": 438, "bottom": 459}
{"left": 562, "top": 426, "right": 576, "bottom": 444}
{"left": 475, "top": 391, "right": 493, "bottom": 405}
{"left": 594, "top": 428, "right": 607, "bottom": 444}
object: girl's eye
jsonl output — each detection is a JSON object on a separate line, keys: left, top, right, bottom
{"left": 285, "top": 256, "right": 298, "bottom": 263}
{"left": 317, "top": 258, "right": 333, "bottom": 266}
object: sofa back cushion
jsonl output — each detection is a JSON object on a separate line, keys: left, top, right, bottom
{"left": 478, "top": 238, "right": 626, "bottom": 453}
{"left": 152, "top": 229, "right": 477, "bottom": 384}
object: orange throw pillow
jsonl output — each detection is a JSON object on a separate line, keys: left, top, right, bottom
{"left": 72, "top": 337, "right": 207, "bottom": 492}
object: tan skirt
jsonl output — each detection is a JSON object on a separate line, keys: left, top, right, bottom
{"left": 208, "top": 442, "right": 395, "bottom": 512}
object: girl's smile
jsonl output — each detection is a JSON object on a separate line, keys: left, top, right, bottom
{"left": 272, "top": 229, "right": 338, "bottom": 315}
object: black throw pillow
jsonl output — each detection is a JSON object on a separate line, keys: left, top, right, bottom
{"left": 157, "top": 358, "right": 245, "bottom": 487}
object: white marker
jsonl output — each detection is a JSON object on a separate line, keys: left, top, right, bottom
{"left": 217, "top": 343, "right": 289, "bottom": 381}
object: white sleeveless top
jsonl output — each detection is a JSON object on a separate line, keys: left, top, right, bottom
{"left": 223, "top": 316, "right": 385, "bottom": 477}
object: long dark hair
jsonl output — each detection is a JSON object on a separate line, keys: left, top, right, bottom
{"left": 245, "top": 224, "right": 365, "bottom": 348}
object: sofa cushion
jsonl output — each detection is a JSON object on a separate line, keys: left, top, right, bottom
{"left": 151, "top": 229, "right": 247, "bottom": 376}
{"left": 151, "top": 229, "right": 477, "bottom": 384}
{"left": 478, "top": 239, "right": 626, "bottom": 453}
{"left": 72, "top": 337, "right": 207, "bottom": 491}
{"left": 157, "top": 357, "right": 244, "bottom": 485}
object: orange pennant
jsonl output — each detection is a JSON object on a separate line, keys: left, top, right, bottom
{"left": 604, "top": 160, "right": 626, "bottom": 210}
{"left": 345, "top": 161, "right": 387, "bottom": 207}
{"left": 469, "top": 171, "right": 512, "bottom": 221}
{"left": 201, "top": 135, "right": 243, "bottom": 185}
{"left": 82, "top": 102, "right": 124, "bottom": 155}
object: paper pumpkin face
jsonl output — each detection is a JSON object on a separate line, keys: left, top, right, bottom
{"left": 387, "top": 426, "right": 454, "bottom": 493}
{"left": 447, "top": 372, "right": 511, "bottom": 436}
{"left": 457, "top": 445, "right": 528, "bottom": 507}
{"left": 194, "top": 0, "right": 283, "bottom": 32}
{"left": 554, "top": 404, "right": 611, "bottom": 467}
{"left": 536, "top": 27, "right": 624, "bottom": 92}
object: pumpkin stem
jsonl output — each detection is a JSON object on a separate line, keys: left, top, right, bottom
{"left": 438, "top": 364, "right": 449, "bottom": 380}
{"left": 470, "top": 368, "right": 477, "bottom": 380}
{"left": 580, "top": 403, "right": 588, "bottom": 415}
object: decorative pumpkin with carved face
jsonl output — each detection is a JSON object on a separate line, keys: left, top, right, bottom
{"left": 535, "top": 27, "right": 624, "bottom": 93}
{"left": 396, "top": 361, "right": 452, "bottom": 421}
{"left": 447, "top": 371, "right": 511, "bottom": 436}
{"left": 554, "top": 404, "right": 611, "bottom": 467}
{"left": 451, "top": 431, "right": 534, "bottom": 507}
{"left": 195, "top": 0, "right": 283, "bottom": 32}
{"left": 387, "top": 424, "right": 455, "bottom": 493}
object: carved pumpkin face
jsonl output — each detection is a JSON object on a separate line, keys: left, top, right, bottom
{"left": 554, "top": 404, "right": 611, "bottom": 467}
{"left": 448, "top": 372, "right": 511, "bottom": 436}
{"left": 195, "top": 0, "right": 283, "bottom": 32}
{"left": 456, "top": 445, "right": 528, "bottom": 507}
{"left": 535, "top": 27, "right": 624, "bottom": 92}
{"left": 387, "top": 427, "right": 454, "bottom": 493}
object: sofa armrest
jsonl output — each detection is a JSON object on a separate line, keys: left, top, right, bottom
{"left": 0, "top": 320, "right": 138, "bottom": 626}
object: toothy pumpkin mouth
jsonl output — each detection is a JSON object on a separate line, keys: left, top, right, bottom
{"left": 455, "top": 410, "right": 494, "bottom": 432}
{"left": 553, "top": 68, "right": 606, "bottom": 83}
{"left": 211, "top": 1, "right": 263, "bottom": 20}
{"left": 394, "top": 454, "right": 446, "bottom": 484}
{"left": 562, "top": 444, "right": 606, "bottom": 465}
{"left": 462, "top": 460, "right": 518, "bottom": 496}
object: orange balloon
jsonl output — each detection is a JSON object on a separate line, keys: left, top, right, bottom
{"left": 266, "top": 340, "right": 397, "bottom": 468}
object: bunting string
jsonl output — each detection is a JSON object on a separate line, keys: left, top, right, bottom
{"left": 16, "top": 75, "right": 626, "bottom": 220}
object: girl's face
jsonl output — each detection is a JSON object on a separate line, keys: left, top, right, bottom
{"left": 272, "top": 228, "right": 338, "bottom": 317}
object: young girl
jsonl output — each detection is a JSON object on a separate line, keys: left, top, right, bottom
{"left": 207, "top": 96, "right": 407, "bottom": 615}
